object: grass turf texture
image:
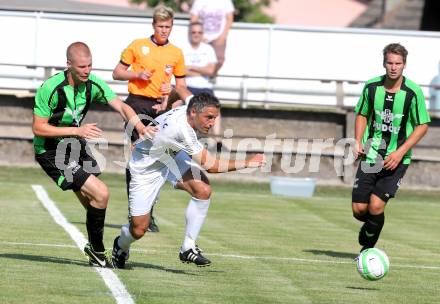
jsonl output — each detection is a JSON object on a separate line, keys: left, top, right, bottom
{"left": 0, "top": 166, "right": 439, "bottom": 303}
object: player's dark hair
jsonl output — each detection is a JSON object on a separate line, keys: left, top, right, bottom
{"left": 187, "top": 93, "right": 220, "bottom": 114}
{"left": 383, "top": 43, "right": 408, "bottom": 64}
{"left": 165, "top": 88, "right": 182, "bottom": 111}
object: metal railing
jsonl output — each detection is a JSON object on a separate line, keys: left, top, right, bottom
{"left": 0, "top": 62, "right": 439, "bottom": 115}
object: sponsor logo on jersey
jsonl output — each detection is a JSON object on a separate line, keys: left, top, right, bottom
{"left": 65, "top": 105, "right": 85, "bottom": 127}
{"left": 142, "top": 46, "right": 150, "bottom": 55}
{"left": 164, "top": 64, "right": 173, "bottom": 76}
{"left": 374, "top": 109, "right": 404, "bottom": 134}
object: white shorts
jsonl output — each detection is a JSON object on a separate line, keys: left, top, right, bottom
{"left": 127, "top": 151, "right": 202, "bottom": 216}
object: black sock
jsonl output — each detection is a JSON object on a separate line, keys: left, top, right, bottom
{"left": 354, "top": 211, "right": 370, "bottom": 222}
{"left": 86, "top": 205, "right": 106, "bottom": 252}
{"left": 358, "top": 213, "right": 385, "bottom": 248}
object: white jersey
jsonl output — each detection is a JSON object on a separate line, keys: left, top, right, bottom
{"left": 182, "top": 42, "right": 217, "bottom": 89}
{"left": 190, "top": 0, "right": 235, "bottom": 42}
{"left": 129, "top": 105, "right": 204, "bottom": 175}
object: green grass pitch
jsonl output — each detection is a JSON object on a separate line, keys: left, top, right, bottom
{"left": 0, "top": 166, "right": 439, "bottom": 304}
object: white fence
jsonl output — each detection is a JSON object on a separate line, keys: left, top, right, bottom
{"left": 1, "top": 10, "right": 440, "bottom": 109}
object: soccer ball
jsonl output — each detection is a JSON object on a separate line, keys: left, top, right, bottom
{"left": 356, "top": 248, "right": 390, "bottom": 281}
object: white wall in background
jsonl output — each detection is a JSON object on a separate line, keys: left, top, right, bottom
{"left": 1, "top": 11, "right": 439, "bottom": 107}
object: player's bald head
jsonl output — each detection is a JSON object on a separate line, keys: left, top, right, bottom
{"left": 66, "top": 42, "right": 91, "bottom": 62}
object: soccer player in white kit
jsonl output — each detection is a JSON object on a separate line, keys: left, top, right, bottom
{"left": 112, "top": 93, "right": 266, "bottom": 267}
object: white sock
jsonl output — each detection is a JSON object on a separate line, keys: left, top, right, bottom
{"left": 118, "top": 223, "right": 135, "bottom": 252}
{"left": 182, "top": 197, "right": 210, "bottom": 252}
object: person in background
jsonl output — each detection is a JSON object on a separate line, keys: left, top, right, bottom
{"left": 112, "top": 6, "right": 193, "bottom": 233}
{"left": 190, "top": 0, "right": 234, "bottom": 75}
{"left": 183, "top": 21, "right": 223, "bottom": 151}
{"left": 429, "top": 61, "right": 440, "bottom": 118}
{"left": 183, "top": 21, "right": 217, "bottom": 96}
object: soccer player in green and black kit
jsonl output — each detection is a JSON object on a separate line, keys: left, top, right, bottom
{"left": 351, "top": 43, "right": 430, "bottom": 252}
{"left": 32, "top": 42, "right": 156, "bottom": 267}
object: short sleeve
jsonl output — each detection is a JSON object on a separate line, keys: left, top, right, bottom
{"left": 225, "top": 0, "right": 235, "bottom": 13}
{"left": 90, "top": 75, "right": 117, "bottom": 105}
{"left": 174, "top": 49, "right": 186, "bottom": 77}
{"left": 33, "top": 84, "right": 52, "bottom": 118}
{"left": 120, "top": 40, "right": 136, "bottom": 66}
{"left": 355, "top": 84, "right": 371, "bottom": 117}
{"left": 410, "top": 87, "right": 431, "bottom": 125}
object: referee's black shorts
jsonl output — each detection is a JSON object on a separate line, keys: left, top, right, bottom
{"left": 35, "top": 138, "right": 100, "bottom": 192}
{"left": 352, "top": 162, "right": 408, "bottom": 204}
{"left": 124, "top": 94, "right": 161, "bottom": 142}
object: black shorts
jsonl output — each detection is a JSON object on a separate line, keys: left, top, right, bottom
{"left": 124, "top": 94, "right": 161, "bottom": 142}
{"left": 352, "top": 162, "right": 408, "bottom": 203}
{"left": 35, "top": 138, "right": 100, "bottom": 192}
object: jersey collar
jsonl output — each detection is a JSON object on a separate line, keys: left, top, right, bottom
{"left": 150, "top": 35, "right": 169, "bottom": 46}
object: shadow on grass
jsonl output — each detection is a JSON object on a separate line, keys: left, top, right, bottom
{"left": 104, "top": 223, "right": 124, "bottom": 229}
{"left": 303, "top": 249, "right": 358, "bottom": 259}
{"left": 0, "top": 253, "right": 217, "bottom": 275}
{"left": 0, "top": 253, "right": 88, "bottom": 267}
{"left": 70, "top": 221, "right": 123, "bottom": 229}
{"left": 346, "top": 286, "right": 379, "bottom": 291}
{"left": 123, "top": 261, "right": 221, "bottom": 275}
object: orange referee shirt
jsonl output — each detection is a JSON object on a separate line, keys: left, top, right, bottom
{"left": 120, "top": 37, "right": 186, "bottom": 99}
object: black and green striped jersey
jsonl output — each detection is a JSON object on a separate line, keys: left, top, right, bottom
{"left": 355, "top": 75, "right": 430, "bottom": 165}
{"left": 33, "top": 71, "right": 117, "bottom": 154}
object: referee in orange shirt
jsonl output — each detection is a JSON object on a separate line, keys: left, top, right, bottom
{"left": 113, "top": 6, "right": 193, "bottom": 232}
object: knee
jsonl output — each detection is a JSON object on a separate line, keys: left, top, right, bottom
{"left": 131, "top": 224, "right": 146, "bottom": 240}
{"left": 94, "top": 185, "right": 110, "bottom": 208}
{"left": 368, "top": 205, "right": 384, "bottom": 215}
{"left": 217, "top": 56, "right": 225, "bottom": 66}
{"left": 192, "top": 183, "right": 212, "bottom": 200}
{"left": 352, "top": 204, "right": 367, "bottom": 220}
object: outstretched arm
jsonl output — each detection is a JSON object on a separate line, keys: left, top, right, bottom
{"left": 108, "top": 97, "right": 157, "bottom": 139}
{"left": 191, "top": 148, "right": 265, "bottom": 173}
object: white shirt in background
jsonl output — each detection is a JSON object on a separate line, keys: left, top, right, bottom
{"left": 190, "top": 0, "right": 235, "bottom": 42}
{"left": 183, "top": 42, "right": 217, "bottom": 89}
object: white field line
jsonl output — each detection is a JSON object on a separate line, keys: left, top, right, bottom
{"left": 31, "top": 185, "right": 134, "bottom": 304}
{"left": 4, "top": 239, "right": 440, "bottom": 271}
